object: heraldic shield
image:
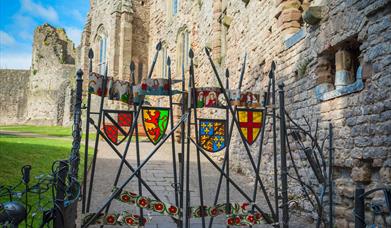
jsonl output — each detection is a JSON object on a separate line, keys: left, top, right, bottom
{"left": 103, "top": 110, "right": 134, "bottom": 145}
{"left": 237, "top": 108, "right": 263, "bottom": 145}
{"left": 142, "top": 107, "right": 170, "bottom": 145}
{"left": 198, "top": 119, "right": 227, "bottom": 153}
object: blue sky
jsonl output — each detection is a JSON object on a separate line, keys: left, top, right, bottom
{"left": 0, "top": 0, "right": 90, "bottom": 69}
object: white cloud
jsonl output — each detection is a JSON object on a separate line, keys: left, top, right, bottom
{"left": 65, "top": 27, "right": 82, "bottom": 45}
{"left": 0, "top": 31, "right": 16, "bottom": 46}
{"left": 0, "top": 52, "right": 32, "bottom": 70}
{"left": 21, "top": 0, "right": 59, "bottom": 23}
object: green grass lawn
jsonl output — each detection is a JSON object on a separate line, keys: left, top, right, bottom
{"left": 0, "top": 132, "right": 94, "bottom": 226}
{"left": 0, "top": 125, "right": 73, "bottom": 137}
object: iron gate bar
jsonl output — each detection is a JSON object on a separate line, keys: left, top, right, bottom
{"left": 189, "top": 49, "right": 206, "bottom": 228}
{"left": 82, "top": 49, "right": 94, "bottom": 214}
{"left": 179, "top": 59, "right": 187, "bottom": 228}
{"left": 167, "top": 57, "right": 180, "bottom": 214}
{"left": 101, "top": 42, "right": 163, "bottom": 226}
{"left": 86, "top": 64, "right": 108, "bottom": 212}
{"left": 225, "top": 69, "right": 230, "bottom": 228}
{"left": 185, "top": 60, "right": 192, "bottom": 228}
{"left": 205, "top": 47, "right": 277, "bottom": 221}
{"left": 207, "top": 110, "right": 236, "bottom": 228}
{"left": 88, "top": 120, "right": 164, "bottom": 203}
{"left": 188, "top": 137, "right": 273, "bottom": 224}
{"left": 328, "top": 123, "right": 333, "bottom": 228}
{"left": 270, "top": 61, "right": 279, "bottom": 223}
{"left": 131, "top": 61, "right": 144, "bottom": 226}
{"left": 250, "top": 77, "right": 272, "bottom": 225}
{"left": 278, "top": 83, "right": 289, "bottom": 228}
{"left": 208, "top": 55, "right": 247, "bottom": 228}
{"left": 82, "top": 113, "right": 189, "bottom": 227}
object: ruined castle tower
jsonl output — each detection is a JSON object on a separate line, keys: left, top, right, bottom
{"left": 26, "top": 23, "right": 76, "bottom": 125}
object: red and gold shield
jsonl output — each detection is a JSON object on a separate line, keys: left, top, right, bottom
{"left": 103, "top": 110, "right": 133, "bottom": 145}
{"left": 237, "top": 108, "right": 263, "bottom": 145}
{"left": 142, "top": 107, "right": 170, "bottom": 145}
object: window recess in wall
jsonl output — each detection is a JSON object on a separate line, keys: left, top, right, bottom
{"left": 315, "top": 39, "right": 365, "bottom": 101}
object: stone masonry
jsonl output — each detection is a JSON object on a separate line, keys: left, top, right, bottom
{"left": 80, "top": 0, "right": 391, "bottom": 226}
{"left": 0, "top": 70, "right": 30, "bottom": 125}
{"left": 0, "top": 23, "right": 76, "bottom": 126}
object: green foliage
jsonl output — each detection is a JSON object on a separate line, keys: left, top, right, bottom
{"left": 0, "top": 135, "right": 94, "bottom": 226}
{"left": 297, "top": 58, "right": 312, "bottom": 78}
{"left": 32, "top": 69, "right": 38, "bottom": 75}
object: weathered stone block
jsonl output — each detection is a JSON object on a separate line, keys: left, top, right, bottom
{"left": 278, "top": 8, "right": 302, "bottom": 24}
{"left": 303, "top": 6, "right": 322, "bottom": 25}
{"left": 351, "top": 160, "right": 372, "bottom": 183}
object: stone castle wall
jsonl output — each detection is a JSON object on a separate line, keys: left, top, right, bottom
{"left": 0, "top": 24, "right": 76, "bottom": 127}
{"left": 147, "top": 0, "right": 391, "bottom": 226}
{"left": 0, "top": 70, "right": 30, "bottom": 125}
{"left": 26, "top": 24, "right": 76, "bottom": 126}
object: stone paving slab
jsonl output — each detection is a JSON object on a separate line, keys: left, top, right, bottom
{"left": 81, "top": 140, "right": 313, "bottom": 228}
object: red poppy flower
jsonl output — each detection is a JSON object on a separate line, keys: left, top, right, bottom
{"left": 142, "top": 217, "right": 147, "bottom": 225}
{"left": 154, "top": 203, "right": 164, "bottom": 212}
{"left": 141, "top": 83, "right": 147, "bottom": 90}
{"left": 121, "top": 194, "right": 130, "bottom": 202}
{"left": 235, "top": 217, "right": 241, "bottom": 225}
{"left": 125, "top": 217, "right": 134, "bottom": 224}
{"left": 210, "top": 208, "right": 218, "bottom": 216}
{"left": 227, "top": 217, "right": 234, "bottom": 225}
{"left": 138, "top": 198, "right": 149, "bottom": 207}
{"left": 168, "top": 206, "right": 178, "bottom": 214}
{"left": 255, "top": 212, "right": 262, "bottom": 220}
{"left": 241, "top": 203, "right": 249, "bottom": 210}
{"left": 106, "top": 215, "right": 116, "bottom": 224}
{"left": 247, "top": 215, "right": 254, "bottom": 223}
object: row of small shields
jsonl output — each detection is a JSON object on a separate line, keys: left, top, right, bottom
{"left": 102, "top": 108, "right": 170, "bottom": 146}
{"left": 102, "top": 108, "right": 263, "bottom": 150}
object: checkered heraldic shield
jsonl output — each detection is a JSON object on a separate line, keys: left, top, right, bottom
{"left": 103, "top": 110, "right": 134, "bottom": 145}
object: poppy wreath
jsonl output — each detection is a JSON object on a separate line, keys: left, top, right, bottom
{"left": 83, "top": 213, "right": 121, "bottom": 225}
{"left": 83, "top": 212, "right": 151, "bottom": 226}
{"left": 190, "top": 202, "right": 250, "bottom": 218}
{"left": 113, "top": 188, "right": 181, "bottom": 219}
{"left": 225, "top": 212, "right": 265, "bottom": 226}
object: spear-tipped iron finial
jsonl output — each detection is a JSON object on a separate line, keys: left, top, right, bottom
{"left": 204, "top": 47, "right": 211, "bottom": 57}
{"left": 156, "top": 41, "right": 162, "bottom": 51}
{"left": 130, "top": 61, "right": 135, "bottom": 71}
{"left": 167, "top": 56, "right": 171, "bottom": 66}
{"left": 88, "top": 48, "right": 94, "bottom": 59}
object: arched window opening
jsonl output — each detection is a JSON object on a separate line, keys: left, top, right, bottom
{"left": 176, "top": 30, "right": 190, "bottom": 74}
{"left": 98, "top": 36, "right": 107, "bottom": 74}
